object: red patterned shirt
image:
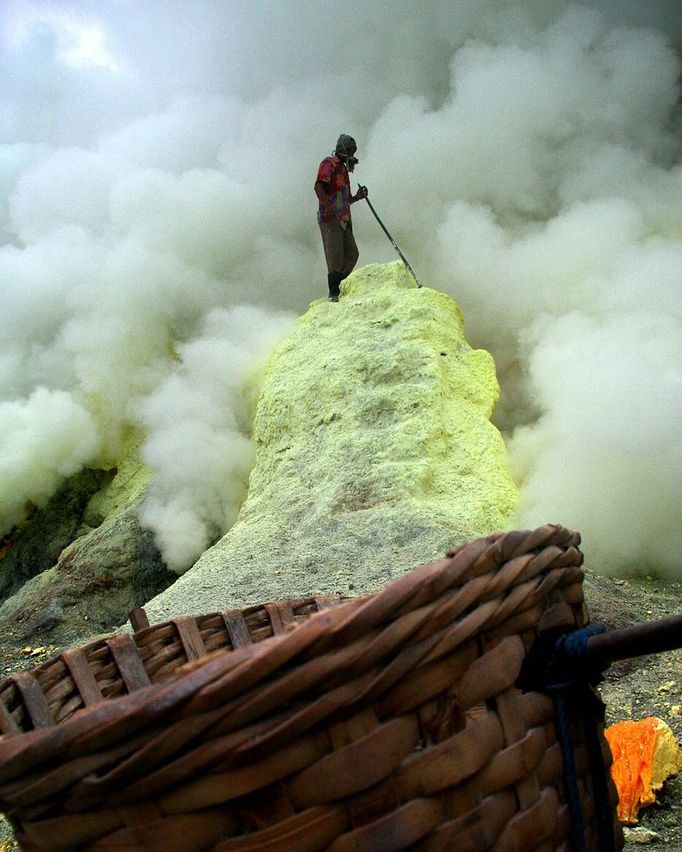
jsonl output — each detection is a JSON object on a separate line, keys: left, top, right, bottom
{"left": 316, "top": 155, "right": 351, "bottom": 224}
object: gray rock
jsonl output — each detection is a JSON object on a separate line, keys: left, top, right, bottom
{"left": 0, "top": 468, "right": 110, "bottom": 603}
{"left": 0, "top": 503, "right": 175, "bottom": 645}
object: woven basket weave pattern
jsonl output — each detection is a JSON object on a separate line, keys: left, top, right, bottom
{"left": 0, "top": 526, "right": 623, "bottom": 851}
{"left": 0, "top": 597, "right": 343, "bottom": 735}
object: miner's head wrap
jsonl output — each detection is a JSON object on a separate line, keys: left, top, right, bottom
{"left": 335, "top": 134, "right": 357, "bottom": 154}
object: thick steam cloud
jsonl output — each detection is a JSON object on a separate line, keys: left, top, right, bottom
{"left": 136, "top": 306, "right": 294, "bottom": 572}
{"left": 1, "top": 0, "right": 680, "bottom": 576}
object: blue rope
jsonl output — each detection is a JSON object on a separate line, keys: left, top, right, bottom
{"left": 518, "top": 624, "right": 615, "bottom": 852}
{"left": 556, "top": 623, "right": 606, "bottom": 662}
{"left": 555, "top": 624, "right": 606, "bottom": 668}
{"left": 548, "top": 686, "right": 587, "bottom": 852}
{"left": 558, "top": 625, "right": 615, "bottom": 852}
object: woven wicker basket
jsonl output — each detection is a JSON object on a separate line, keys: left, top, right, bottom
{"left": 0, "top": 525, "right": 623, "bottom": 851}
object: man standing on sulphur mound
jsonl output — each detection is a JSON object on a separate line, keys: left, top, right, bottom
{"left": 315, "top": 134, "right": 368, "bottom": 302}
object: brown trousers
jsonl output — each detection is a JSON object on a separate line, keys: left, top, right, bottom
{"left": 318, "top": 219, "right": 359, "bottom": 277}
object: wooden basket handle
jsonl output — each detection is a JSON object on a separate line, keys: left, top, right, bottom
{"left": 588, "top": 613, "right": 682, "bottom": 663}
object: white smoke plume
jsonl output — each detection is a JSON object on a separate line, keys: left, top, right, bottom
{"left": 136, "top": 306, "right": 294, "bottom": 572}
{"left": 1, "top": 0, "right": 680, "bottom": 576}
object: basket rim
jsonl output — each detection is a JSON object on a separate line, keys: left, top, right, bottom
{"left": 0, "top": 523, "right": 583, "bottom": 766}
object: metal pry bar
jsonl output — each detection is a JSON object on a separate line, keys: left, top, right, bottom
{"left": 363, "top": 194, "right": 422, "bottom": 288}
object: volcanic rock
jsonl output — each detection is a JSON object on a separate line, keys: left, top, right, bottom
{"left": 0, "top": 468, "right": 108, "bottom": 603}
{"left": 0, "top": 434, "right": 174, "bottom": 644}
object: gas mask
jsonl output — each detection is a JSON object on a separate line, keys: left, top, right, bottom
{"left": 337, "top": 147, "right": 359, "bottom": 172}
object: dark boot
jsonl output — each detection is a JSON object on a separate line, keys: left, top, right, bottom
{"left": 327, "top": 272, "right": 343, "bottom": 302}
